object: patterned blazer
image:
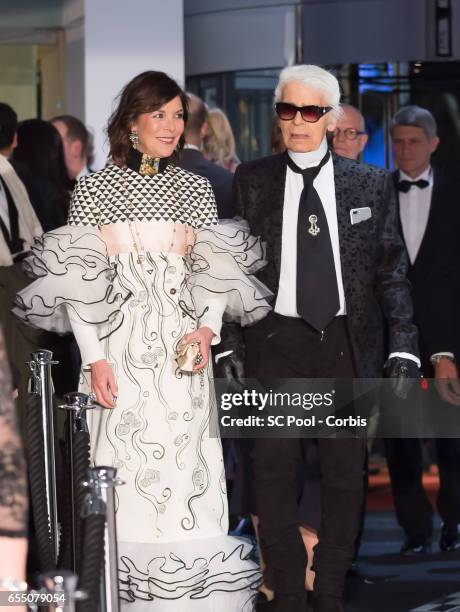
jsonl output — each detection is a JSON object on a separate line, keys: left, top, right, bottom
{"left": 232, "top": 152, "right": 419, "bottom": 377}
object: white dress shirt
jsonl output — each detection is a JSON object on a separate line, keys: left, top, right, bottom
{"left": 398, "top": 166, "right": 433, "bottom": 265}
{"left": 398, "top": 166, "right": 452, "bottom": 361}
{"left": 0, "top": 178, "right": 11, "bottom": 236}
{"left": 183, "top": 144, "right": 202, "bottom": 152}
{"left": 275, "top": 137, "right": 346, "bottom": 317}
{"left": 274, "top": 138, "right": 420, "bottom": 367}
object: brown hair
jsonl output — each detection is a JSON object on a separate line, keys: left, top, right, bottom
{"left": 51, "top": 114, "right": 95, "bottom": 167}
{"left": 107, "top": 71, "right": 188, "bottom": 166}
{"left": 184, "top": 93, "right": 208, "bottom": 139}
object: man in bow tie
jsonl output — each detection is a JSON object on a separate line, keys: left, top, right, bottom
{"left": 232, "top": 65, "right": 419, "bottom": 612}
{"left": 385, "top": 105, "right": 460, "bottom": 556}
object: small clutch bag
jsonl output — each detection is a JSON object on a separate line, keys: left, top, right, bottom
{"left": 175, "top": 340, "right": 203, "bottom": 372}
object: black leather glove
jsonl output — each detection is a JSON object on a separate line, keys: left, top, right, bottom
{"left": 212, "top": 323, "right": 246, "bottom": 392}
{"left": 215, "top": 351, "right": 246, "bottom": 392}
{"left": 384, "top": 356, "right": 421, "bottom": 400}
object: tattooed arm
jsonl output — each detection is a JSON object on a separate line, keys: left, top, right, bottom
{"left": 0, "top": 325, "right": 28, "bottom": 583}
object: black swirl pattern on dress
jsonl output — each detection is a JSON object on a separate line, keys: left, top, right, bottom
{"left": 118, "top": 542, "right": 260, "bottom": 606}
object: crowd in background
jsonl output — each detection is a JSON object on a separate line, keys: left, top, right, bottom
{"left": 0, "top": 80, "right": 459, "bottom": 607}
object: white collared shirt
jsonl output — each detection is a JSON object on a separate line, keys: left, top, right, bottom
{"left": 398, "top": 166, "right": 433, "bottom": 265}
{"left": 0, "top": 178, "right": 10, "bottom": 235}
{"left": 275, "top": 137, "right": 346, "bottom": 317}
{"left": 274, "top": 139, "right": 420, "bottom": 367}
{"left": 183, "top": 144, "right": 202, "bottom": 152}
{"left": 398, "top": 166, "right": 452, "bottom": 361}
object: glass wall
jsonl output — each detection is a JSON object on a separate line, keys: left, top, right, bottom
{"left": 410, "top": 61, "right": 460, "bottom": 169}
{"left": 187, "top": 69, "right": 279, "bottom": 161}
{"left": 188, "top": 62, "right": 460, "bottom": 169}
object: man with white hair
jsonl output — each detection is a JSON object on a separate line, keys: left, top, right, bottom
{"left": 232, "top": 65, "right": 419, "bottom": 611}
{"left": 331, "top": 104, "right": 368, "bottom": 160}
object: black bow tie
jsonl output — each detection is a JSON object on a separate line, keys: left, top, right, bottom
{"left": 397, "top": 179, "right": 429, "bottom": 193}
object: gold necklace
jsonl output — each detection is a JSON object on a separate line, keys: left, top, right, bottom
{"left": 123, "top": 169, "right": 190, "bottom": 264}
{"left": 124, "top": 167, "right": 204, "bottom": 386}
{"left": 139, "top": 154, "right": 160, "bottom": 177}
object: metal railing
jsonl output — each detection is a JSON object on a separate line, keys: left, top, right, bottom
{"left": 26, "top": 350, "right": 123, "bottom": 612}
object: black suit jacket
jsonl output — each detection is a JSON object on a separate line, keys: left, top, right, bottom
{"left": 233, "top": 152, "right": 419, "bottom": 377}
{"left": 178, "top": 148, "right": 234, "bottom": 219}
{"left": 11, "top": 159, "right": 67, "bottom": 231}
{"left": 395, "top": 169, "right": 460, "bottom": 364}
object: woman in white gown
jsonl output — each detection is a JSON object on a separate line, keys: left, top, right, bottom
{"left": 14, "top": 71, "right": 270, "bottom": 610}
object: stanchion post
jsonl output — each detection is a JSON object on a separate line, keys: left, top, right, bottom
{"left": 58, "top": 393, "right": 97, "bottom": 571}
{"left": 84, "top": 467, "right": 124, "bottom": 612}
{"left": 29, "top": 349, "right": 59, "bottom": 564}
{"left": 39, "top": 570, "right": 86, "bottom": 612}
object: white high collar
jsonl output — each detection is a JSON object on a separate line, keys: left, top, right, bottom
{"left": 288, "top": 137, "right": 328, "bottom": 169}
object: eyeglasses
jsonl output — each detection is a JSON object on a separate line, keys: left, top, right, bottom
{"left": 332, "top": 127, "right": 366, "bottom": 141}
{"left": 275, "top": 103, "right": 332, "bottom": 123}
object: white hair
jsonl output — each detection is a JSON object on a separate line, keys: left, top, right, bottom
{"left": 391, "top": 105, "right": 437, "bottom": 138}
{"left": 274, "top": 65, "right": 342, "bottom": 121}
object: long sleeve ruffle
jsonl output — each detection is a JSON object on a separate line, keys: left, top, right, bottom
{"left": 13, "top": 225, "right": 129, "bottom": 337}
{"left": 188, "top": 218, "right": 272, "bottom": 340}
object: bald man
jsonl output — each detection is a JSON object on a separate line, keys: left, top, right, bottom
{"left": 178, "top": 93, "right": 234, "bottom": 219}
{"left": 331, "top": 104, "right": 368, "bottom": 160}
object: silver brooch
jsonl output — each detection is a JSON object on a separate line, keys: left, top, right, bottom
{"left": 308, "top": 214, "right": 320, "bottom": 237}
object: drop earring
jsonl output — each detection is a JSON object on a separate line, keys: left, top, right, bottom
{"left": 129, "top": 131, "right": 139, "bottom": 149}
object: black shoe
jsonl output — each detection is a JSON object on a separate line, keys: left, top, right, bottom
{"left": 440, "top": 524, "right": 460, "bottom": 552}
{"left": 400, "top": 537, "right": 431, "bottom": 555}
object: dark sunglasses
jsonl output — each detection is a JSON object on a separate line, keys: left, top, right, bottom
{"left": 275, "top": 102, "right": 332, "bottom": 123}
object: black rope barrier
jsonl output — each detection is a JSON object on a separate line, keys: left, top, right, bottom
{"left": 73, "top": 429, "right": 91, "bottom": 572}
{"left": 77, "top": 514, "right": 106, "bottom": 612}
{"left": 26, "top": 364, "right": 115, "bottom": 609}
{"left": 57, "top": 439, "right": 73, "bottom": 571}
{"left": 58, "top": 393, "right": 94, "bottom": 574}
{"left": 57, "top": 425, "right": 91, "bottom": 573}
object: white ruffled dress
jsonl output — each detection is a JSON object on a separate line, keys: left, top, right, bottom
{"left": 14, "top": 161, "right": 270, "bottom": 611}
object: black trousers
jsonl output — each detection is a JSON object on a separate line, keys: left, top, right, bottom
{"left": 385, "top": 437, "right": 460, "bottom": 540}
{"left": 245, "top": 313, "right": 366, "bottom": 599}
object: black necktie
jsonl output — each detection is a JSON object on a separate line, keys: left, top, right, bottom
{"left": 286, "top": 150, "right": 340, "bottom": 331}
{"left": 0, "top": 176, "right": 23, "bottom": 255}
{"left": 397, "top": 179, "right": 429, "bottom": 193}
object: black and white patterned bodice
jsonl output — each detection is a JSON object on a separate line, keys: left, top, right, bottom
{"left": 68, "top": 163, "right": 218, "bottom": 229}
